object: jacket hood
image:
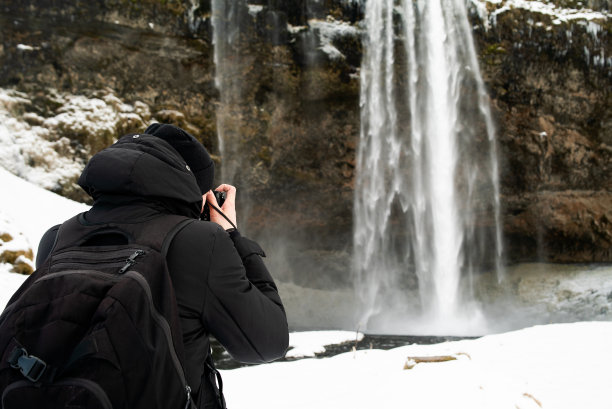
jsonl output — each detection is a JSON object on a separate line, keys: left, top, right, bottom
{"left": 78, "top": 133, "right": 203, "bottom": 218}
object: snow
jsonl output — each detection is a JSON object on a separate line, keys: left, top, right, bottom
{"left": 248, "top": 4, "right": 264, "bottom": 16}
{"left": 0, "top": 87, "right": 148, "bottom": 192}
{"left": 308, "top": 17, "right": 361, "bottom": 60}
{"left": 286, "top": 331, "right": 364, "bottom": 358}
{"left": 0, "top": 268, "right": 28, "bottom": 311}
{"left": 223, "top": 322, "right": 612, "bottom": 409}
{"left": 0, "top": 165, "right": 89, "bottom": 294}
{"left": 287, "top": 24, "right": 308, "bottom": 34}
{"left": 470, "top": 1, "right": 609, "bottom": 68}
{"left": 16, "top": 44, "right": 39, "bottom": 51}
{"left": 471, "top": 0, "right": 610, "bottom": 30}
{"left": 0, "top": 89, "right": 81, "bottom": 190}
{"left": 0, "top": 166, "right": 89, "bottom": 252}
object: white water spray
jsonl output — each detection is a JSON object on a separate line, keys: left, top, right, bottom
{"left": 354, "top": 0, "right": 503, "bottom": 334}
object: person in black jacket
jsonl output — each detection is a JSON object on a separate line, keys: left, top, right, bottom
{"left": 35, "top": 123, "right": 289, "bottom": 408}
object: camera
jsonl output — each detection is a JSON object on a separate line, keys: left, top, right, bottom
{"left": 202, "top": 191, "right": 226, "bottom": 221}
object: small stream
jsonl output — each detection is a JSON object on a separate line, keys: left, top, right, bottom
{"left": 212, "top": 334, "right": 476, "bottom": 370}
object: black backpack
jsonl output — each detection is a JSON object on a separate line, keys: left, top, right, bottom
{"left": 0, "top": 213, "right": 197, "bottom": 409}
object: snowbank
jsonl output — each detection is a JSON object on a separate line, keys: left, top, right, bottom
{"left": 0, "top": 165, "right": 89, "bottom": 295}
{"left": 223, "top": 322, "right": 612, "bottom": 409}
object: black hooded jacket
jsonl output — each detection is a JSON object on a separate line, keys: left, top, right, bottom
{"left": 36, "top": 134, "right": 289, "bottom": 406}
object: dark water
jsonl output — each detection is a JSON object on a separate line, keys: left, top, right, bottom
{"left": 211, "top": 334, "right": 477, "bottom": 370}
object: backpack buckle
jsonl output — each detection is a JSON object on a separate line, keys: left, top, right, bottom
{"left": 8, "top": 347, "right": 48, "bottom": 382}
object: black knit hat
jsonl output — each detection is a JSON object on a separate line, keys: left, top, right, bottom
{"left": 144, "top": 123, "right": 214, "bottom": 194}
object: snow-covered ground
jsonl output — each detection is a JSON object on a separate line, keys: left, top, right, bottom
{"left": 0, "top": 165, "right": 89, "bottom": 309}
{"left": 285, "top": 331, "right": 365, "bottom": 358}
{"left": 224, "top": 322, "right": 612, "bottom": 409}
{"left": 0, "top": 167, "right": 610, "bottom": 409}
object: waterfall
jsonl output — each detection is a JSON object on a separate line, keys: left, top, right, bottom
{"left": 211, "top": 0, "right": 244, "bottom": 184}
{"left": 354, "top": 0, "right": 503, "bottom": 334}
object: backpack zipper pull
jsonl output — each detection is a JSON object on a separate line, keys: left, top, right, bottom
{"left": 119, "top": 250, "right": 145, "bottom": 274}
{"left": 184, "top": 385, "right": 192, "bottom": 409}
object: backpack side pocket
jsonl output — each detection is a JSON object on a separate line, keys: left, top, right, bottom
{"left": 2, "top": 378, "right": 113, "bottom": 409}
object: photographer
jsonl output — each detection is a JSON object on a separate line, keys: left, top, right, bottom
{"left": 35, "top": 123, "right": 289, "bottom": 408}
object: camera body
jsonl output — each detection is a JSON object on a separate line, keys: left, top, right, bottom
{"left": 202, "top": 191, "right": 226, "bottom": 221}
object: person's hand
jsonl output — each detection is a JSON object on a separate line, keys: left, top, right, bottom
{"left": 204, "top": 184, "right": 237, "bottom": 230}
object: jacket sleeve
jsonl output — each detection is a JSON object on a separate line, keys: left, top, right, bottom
{"left": 202, "top": 227, "right": 289, "bottom": 364}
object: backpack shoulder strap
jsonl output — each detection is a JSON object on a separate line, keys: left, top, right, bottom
{"left": 52, "top": 214, "right": 90, "bottom": 251}
{"left": 52, "top": 213, "right": 195, "bottom": 253}
{"left": 161, "top": 218, "right": 196, "bottom": 257}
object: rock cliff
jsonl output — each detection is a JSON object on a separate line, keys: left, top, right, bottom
{"left": 470, "top": 1, "right": 611, "bottom": 262}
{"left": 0, "top": 0, "right": 609, "bottom": 287}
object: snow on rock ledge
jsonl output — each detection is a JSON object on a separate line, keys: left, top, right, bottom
{"left": 470, "top": 0, "right": 610, "bottom": 30}
{"left": 0, "top": 88, "right": 151, "bottom": 201}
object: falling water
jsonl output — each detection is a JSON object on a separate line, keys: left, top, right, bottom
{"left": 354, "top": 0, "right": 503, "bottom": 334}
{"left": 211, "top": 0, "right": 244, "bottom": 183}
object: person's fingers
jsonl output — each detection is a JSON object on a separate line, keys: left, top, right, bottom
{"left": 215, "top": 184, "right": 235, "bottom": 193}
{"left": 209, "top": 185, "right": 237, "bottom": 229}
{"left": 204, "top": 190, "right": 218, "bottom": 206}
{"left": 215, "top": 184, "right": 236, "bottom": 204}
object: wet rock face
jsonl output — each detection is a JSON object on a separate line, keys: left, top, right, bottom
{"left": 0, "top": 0, "right": 610, "bottom": 286}
{"left": 504, "top": 191, "right": 612, "bottom": 262}
{"left": 0, "top": 0, "right": 218, "bottom": 150}
{"left": 468, "top": 3, "right": 611, "bottom": 262}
